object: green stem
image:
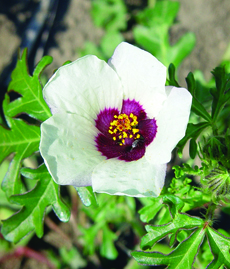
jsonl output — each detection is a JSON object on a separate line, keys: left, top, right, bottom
{"left": 205, "top": 202, "right": 217, "bottom": 222}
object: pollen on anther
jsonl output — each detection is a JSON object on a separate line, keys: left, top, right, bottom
{"left": 132, "top": 128, "right": 139, "bottom": 134}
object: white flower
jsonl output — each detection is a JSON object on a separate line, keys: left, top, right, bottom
{"left": 40, "top": 42, "right": 192, "bottom": 197}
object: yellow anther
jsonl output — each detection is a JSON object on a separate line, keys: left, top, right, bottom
{"left": 132, "top": 129, "right": 139, "bottom": 134}
{"left": 108, "top": 112, "right": 140, "bottom": 144}
{"left": 123, "top": 132, "right": 128, "bottom": 138}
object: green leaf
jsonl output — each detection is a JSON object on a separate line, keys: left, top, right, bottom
{"left": 132, "top": 227, "right": 205, "bottom": 268}
{"left": 6, "top": 49, "right": 52, "bottom": 121}
{"left": 186, "top": 72, "right": 212, "bottom": 122}
{"left": 189, "top": 138, "right": 197, "bottom": 159}
{"left": 206, "top": 226, "right": 230, "bottom": 268}
{"left": 177, "top": 122, "right": 211, "bottom": 155}
{"left": 0, "top": 50, "right": 52, "bottom": 199}
{"left": 167, "top": 32, "right": 196, "bottom": 68}
{"left": 91, "top": 0, "right": 127, "bottom": 31}
{"left": 138, "top": 196, "right": 163, "bottom": 223}
{"left": 1, "top": 96, "right": 40, "bottom": 198}
{"left": 101, "top": 31, "right": 124, "bottom": 58}
{"left": 74, "top": 186, "right": 98, "bottom": 207}
{"left": 211, "top": 66, "right": 230, "bottom": 122}
{"left": 162, "top": 195, "right": 185, "bottom": 218}
{"left": 1, "top": 164, "right": 70, "bottom": 243}
{"left": 167, "top": 63, "right": 180, "bottom": 87}
{"left": 134, "top": 1, "right": 195, "bottom": 68}
{"left": 100, "top": 223, "right": 118, "bottom": 260}
{"left": 136, "top": 1, "right": 180, "bottom": 27}
{"left": 141, "top": 212, "right": 203, "bottom": 250}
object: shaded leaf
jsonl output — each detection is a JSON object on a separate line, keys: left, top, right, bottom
{"left": 100, "top": 224, "right": 118, "bottom": 260}
{"left": 177, "top": 122, "right": 210, "bottom": 155}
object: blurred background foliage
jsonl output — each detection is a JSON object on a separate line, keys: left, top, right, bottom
{"left": 1, "top": 0, "right": 230, "bottom": 268}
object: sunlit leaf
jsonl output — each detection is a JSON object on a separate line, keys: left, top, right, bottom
{"left": 133, "top": 227, "right": 205, "bottom": 268}
{"left": 1, "top": 165, "right": 70, "bottom": 243}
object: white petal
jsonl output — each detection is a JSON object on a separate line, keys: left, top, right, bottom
{"left": 92, "top": 157, "right": 166, "bottom": 197}
{"left": 145, "top": 86, "right": 192, "bottom": 164}
{"left": 108, "top": 42, "right": 167, "bottom": 117}
{"left": 40, "top": 113, "right": 105, "bottom": 187}
{"left": 43, "top": 55, "right": 123, "bottom": 122}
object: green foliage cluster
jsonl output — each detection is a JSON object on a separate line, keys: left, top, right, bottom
{"left": 79, "top": 0, "right": 195, "bottom": 70}
{"left": 1, "top": 0, "right": 230, "bottom": 268}
{"left": 131, "top": 64, "right": 230, "bottom": 268}
{"left": 0, "top": 50, "right": 70, "bottom": 244}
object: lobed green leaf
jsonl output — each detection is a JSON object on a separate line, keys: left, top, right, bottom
{"left": 133, "top": 227, "right": 205, "bottom": 268}
{"left": 1, "top": 164, "right": 70, "bottom": 243}
{"left": 6, "top": 49, "right": 52, "bottom": 121}
{"left": 206, "top": 226, "right": 230, "bottom": 268}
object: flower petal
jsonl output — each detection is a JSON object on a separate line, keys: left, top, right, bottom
{"left": 96, "top": 133, "right": 146, "bottom": 161}
{"left": 40, "top": 113, "right": 105, "bottom": 186}
{"left": 108, "top": 42, "right": 167, "bottom": 117}
{"left": 138, "top": 118, "right": 157, "bottom": 145}
{"left": 43, "top": 55, "right": 123, "bottom": 122}
{"left": 95, "top": 108, "right": 119, "bottom": 137}
{"left": 92, "top": 157, "right": 166, "bottom": 197}
{"left": 121, "top": 99, "right": 146, "bottom": 121}
{"left": 145, "top": 86, "right": 192, "bottom": 164}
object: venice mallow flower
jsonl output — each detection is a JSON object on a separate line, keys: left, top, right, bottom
{"left": 40, "top": 42, "right": 192, "bottom": 197}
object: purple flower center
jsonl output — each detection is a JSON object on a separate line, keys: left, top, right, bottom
{"left": 95, "top": 99, "right": 157, "bottom": 161}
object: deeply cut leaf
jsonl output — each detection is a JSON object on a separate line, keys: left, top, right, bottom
{"left": 0, "top": 50, "right": 52, "bottom": 199}
{"left": 1, "top": 164, "right": 70, "bottom": 243}
{"left": 1, "top": 96, "right": 40, "bottom": 198}
{"left": 133, "top": 227, "right": 205, "bottom": 268}
{"left": 206, "top": 226, "right": 230, "bottom": 268}
{"left": 6, "top": 49, "right": 52, "bottom": 121}
{"left": 141, "top": 213, "right": 204, "bottom": 250}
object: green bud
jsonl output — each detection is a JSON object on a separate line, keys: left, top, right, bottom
{"left": 204, "top": 166, "right": 230, "bottom": 200}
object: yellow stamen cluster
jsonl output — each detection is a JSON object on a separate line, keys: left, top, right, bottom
{"left": 108, "top": 113, "right": 141, "bottom": 146}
